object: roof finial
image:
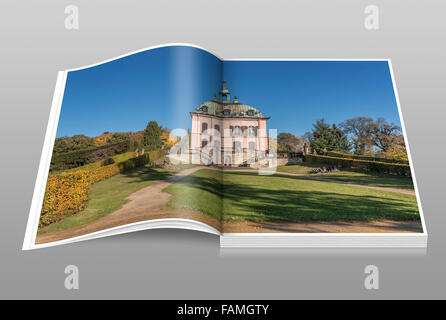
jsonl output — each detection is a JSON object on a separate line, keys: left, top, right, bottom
{"left": 219, "top": 81, "right": 230, "bottom": 103}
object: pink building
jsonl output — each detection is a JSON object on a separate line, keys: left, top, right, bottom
{"left": 190, "top": 81, "right": 270, "bottom": 165}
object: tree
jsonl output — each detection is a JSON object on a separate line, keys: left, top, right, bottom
{"left": 93, "top": 132, "right": 112, "bottom": 147}
{"left": 129, "top": 131, "right": 144, "bottom": 151}
{"left": 53, "top": 134, "right": 94, "bottom": 153}
{"left": 340, "top": 117, "right": 375, "bottom": 155}
{"left": 160, "top": 127, "right": 178, "bottom": 150}
{"left": 371, "top": 117, "right": 401, "bottom": 153}
{"left": 143, "top": 121, "right": 162, "bottom": 151}
{"left": 277, "top": 132, "right": 305, "bottom": 153}
{"left": 107, "top": 132, "right": 131, "bottom": 145}
{"left": 341, "top": 116, "right": 403, "bottom": 156}
{"left": 384, "top": 135, "right": 408, "bottom": 161}
{"left": 309, "top": 119, "right": 350, "bottom": 154}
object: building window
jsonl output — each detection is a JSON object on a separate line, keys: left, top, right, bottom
{"left": 247, "top": 110, "right": 254, "bottom": 117}
{"left": 248, "top": 126, "right": 255, "bottom": 137}
{"left": 201, "top": 105, "right": 208, "bottom": 113}
{"left": 223, "top": 109, "right": 230, "bottom": 116}
{"left": 214, "top": 125, "right": 220, "bottom": 134}
{"left": 202, "top": 122, "right": 208, "bottom": 133}
{"left": 248, "top": 141, "right": 256, "bottom": 151}
{"left": 233, "top": 141, "right": 242, "bottom": 153}
{"left": 202, "top": 139, "right": 208, "bottom": 148}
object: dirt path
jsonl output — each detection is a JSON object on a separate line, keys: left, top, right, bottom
{"left": 219, "top": 168, "right": 416, "bottom": 195}
{"left": 36, "top": 166, "right": 221, "bottom": 244}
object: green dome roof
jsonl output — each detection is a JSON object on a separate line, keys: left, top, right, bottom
{"left": 193, "top": 101, "right": 268, "bottom": 119}
{"left": 192, "top": 82, "right": 269, "bottom": 119}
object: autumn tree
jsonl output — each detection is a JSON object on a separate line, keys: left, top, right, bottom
{"left": 129, "top": 131, "right": 144, "bottom": 151}
{"left": 341, "top": 116, "right": 403, "bottom": 156}
{"left": 93, "top": 132, "right": 112, "bottom": 147}
{"left": 277, "top": 132, "right": 306, "bottom": 153}
{"left": 384, "top": 135, "right": 408, "bottom": 161}
{"left": 160, "top": 127, "right": 178, "bottom": 150}
{"left": 371, "top": 117, "right": 401, "bottom": 153}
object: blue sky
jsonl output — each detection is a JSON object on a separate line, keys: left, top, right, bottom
{"left": 57, "top": 46, "right": 400, "bottom": 138}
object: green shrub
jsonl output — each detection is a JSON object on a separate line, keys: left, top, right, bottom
{"left": 305, "top": 154, "right": 411, "bottom": 176}
{"left": 325, "top": 151, "right": 409, "bottom": 165}
{"left": 101, "top": 158, "right": 115, "bottom": 166}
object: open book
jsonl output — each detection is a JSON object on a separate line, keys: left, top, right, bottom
{"left": 23, "top": 44, "right": 427, "bottom": 250}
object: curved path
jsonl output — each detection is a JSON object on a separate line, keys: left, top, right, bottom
{"left": 36, "top": 166, "right": 220, "bottom": 244}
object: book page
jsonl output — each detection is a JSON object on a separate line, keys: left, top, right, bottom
{"left": 219, "top": 59, "right": 424, "bottom": 236}
{"left": 28, "top": 45, "right": 225, "bottom": 248}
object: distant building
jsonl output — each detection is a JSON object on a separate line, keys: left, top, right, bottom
{"left": 190, "top": 81, "right": 270, "bottom": 165}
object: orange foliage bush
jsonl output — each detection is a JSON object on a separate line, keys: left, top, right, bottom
{"left": 39, "top": 171, "right": 91, "bottom": 227}
{"left": 39, "top": 151, "right": 164, "bottom": 228}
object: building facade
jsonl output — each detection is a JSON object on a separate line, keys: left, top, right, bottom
{"left": 190, "top": 81, "right": 269, "bottom": 165}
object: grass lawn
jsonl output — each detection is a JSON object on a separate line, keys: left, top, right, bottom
{"left": 163, "top": 169, "right": 223, "bottom": 221}
{"left": 277, "top": 163, "right": 415, "bottom": 190}
{"left": 38, "top": 165, "right": 193, "bottom": 235}
{"left": 164, "top": 169, "right": 420, "bottom": 223}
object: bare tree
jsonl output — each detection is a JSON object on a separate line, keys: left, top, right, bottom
{"left": 340, "top": 117, "right": 375, "bottom": 155}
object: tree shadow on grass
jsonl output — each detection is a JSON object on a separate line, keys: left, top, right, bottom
{"left": 168, "top": 171, "right": 420, "bottom": 223}
{"left": 121, "top": 166, "right": 174, "bottom": 183}
{"left": 317, "top": 169, "right": 415, "bottom": 190}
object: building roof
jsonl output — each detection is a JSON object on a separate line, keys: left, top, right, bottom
{"left": 191, "top": 82, "right": 269, "bottom": 119}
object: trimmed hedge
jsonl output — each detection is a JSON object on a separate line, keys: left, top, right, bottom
{"left": 325, "top": 151, "right": 409, "bottom": 165}
{"left": 66, "top": 151, "right": 135, "bottom": 174}
{"left": 50, "top": 141, "right": 131, "bottom": 171}
{"left": 305, "top": 154, "right": 411, "bottom": 177}
{"left": 101, "top": 158, "right": 115, "bottom": 166}
{"left": 39, "top": 150, "right": 165, "bottom": 228}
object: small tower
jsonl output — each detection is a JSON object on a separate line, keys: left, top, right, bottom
{"left": 219, "top": 81, "right": 230, "bottom": 103}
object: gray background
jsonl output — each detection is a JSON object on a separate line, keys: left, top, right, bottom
{"left": 0, "top": 0, "right": 445, "bottom": 299}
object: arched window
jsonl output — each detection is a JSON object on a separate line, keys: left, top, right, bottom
{"left": 202, "top": 122, "right": 208, "bottom": 133}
